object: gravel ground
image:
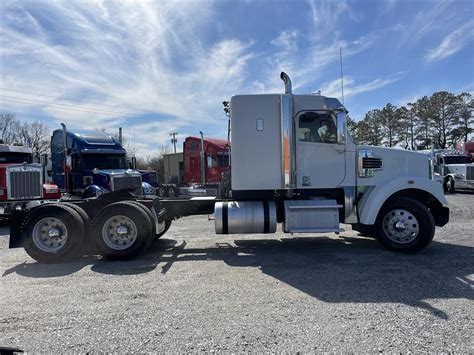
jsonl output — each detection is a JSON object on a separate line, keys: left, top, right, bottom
{"left": 0, "top": 193, "right": 473, "bottom": 352}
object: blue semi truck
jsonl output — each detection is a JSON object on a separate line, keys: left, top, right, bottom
{"left": 51, "top": 124, "right": 157, "bottom": 199}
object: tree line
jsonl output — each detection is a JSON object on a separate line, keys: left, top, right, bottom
{"left": 0, "top": 113, "right": 50, "bottom": 157}
{"left": 347, "top": 92, "right": 473, "bottom": 149}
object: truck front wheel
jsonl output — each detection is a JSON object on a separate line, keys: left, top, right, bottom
{"left": 375, "top": 197, "right": 435, "bottom": 253}
{"left": 444, "top": 176, "right": 455, "bottom": 193}
{"left": 92, "top": 202, "right": 152, "bottom": 260}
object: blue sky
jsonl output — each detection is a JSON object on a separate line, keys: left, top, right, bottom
{"left": 1, "top": 0, "right": 473, "bottom": 155}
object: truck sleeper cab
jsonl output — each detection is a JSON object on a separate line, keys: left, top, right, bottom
{"left": 9, "top": 72, "right": 449, "bottom": 263}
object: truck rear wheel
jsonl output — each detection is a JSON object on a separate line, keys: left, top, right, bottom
{"left": 23, "top": 204, "right": 85, "bottom": 263}
{"left": 375, "top": 197, "right": 435, "bottom": 253}
{"left": 92, "top": 202, "right": 152, "bottom": 260}
{"left": 168, "top": 186, "right": 177, "bottom": 197}
{"left": 121, "top": 201, "right": 156, "bottom": 241}
{"left": 156, "top": 220, "right": 172, "bottom": 240}
{"left": 158, "top": 186, "right": 167, "bottom": 198}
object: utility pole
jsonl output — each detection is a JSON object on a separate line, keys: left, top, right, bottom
{"left": 170, "top": 132, "right": 178, "bottom": 153}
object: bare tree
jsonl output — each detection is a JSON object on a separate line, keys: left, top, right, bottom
{"left": 0, "top": 113, "right": 18, "bottom": 144}
{"left": 15, "top": 120, "right": 50, "bottom": 157}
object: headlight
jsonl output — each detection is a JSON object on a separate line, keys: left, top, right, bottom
{"left": 454, "top": 174, "right": 464, "bottom": 180}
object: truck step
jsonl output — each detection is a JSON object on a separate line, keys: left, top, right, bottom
{"left": 288, "top": 228, "right": 344, "bottom": 233}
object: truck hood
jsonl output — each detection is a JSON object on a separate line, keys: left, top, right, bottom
{"left": 92, "top": 169, "right": 141, "bottom": 177}
{"left": 444, "top": 164, "right": 474, "bottom": 175}
{"left": 0, "top": 163, "right": 41, "bottom": 168}
{"left": 358, "top": 146, "right": 430, "bottom": 183}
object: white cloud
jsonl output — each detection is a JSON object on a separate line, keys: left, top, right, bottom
{"left": 307, "top": 0, "right": 360, "bottom": 41}
{"left": 0, "top": 0, "right": 253, "bottom": 156}
{"left": 319, "top": 73, "right": 404, "bottom": 100}
{"left": 425, "top": 21, "right": 474, "bottom": 63}
{"left": 270, "top": 30, "right": 298, "bottom": 51}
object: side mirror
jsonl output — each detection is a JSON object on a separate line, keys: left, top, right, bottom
{"left": 336, "top": 111, "right": 346, "bottom": 145}
{"left": 130, "top": 156, "right": 137, "bottom": 170}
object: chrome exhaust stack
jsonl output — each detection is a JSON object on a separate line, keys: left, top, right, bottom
{"left": 199, "top": 131, "right": 206, "bottom": 186}
{"left": 280, "top": 72, "right": 292, "bottom": 94}
{"left": 61, "top": 123, "right": 71, "bottom": 193}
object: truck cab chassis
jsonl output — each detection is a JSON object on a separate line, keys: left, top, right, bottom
{"left": 8, "top": 72, "right": 449, "bottom": 263}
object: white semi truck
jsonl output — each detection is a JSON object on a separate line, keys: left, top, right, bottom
{"left": 9, "top": 72, "right": 449, "bottom": 262}
{"left": 433, "top": 151, "right": 474, "bottom": 192}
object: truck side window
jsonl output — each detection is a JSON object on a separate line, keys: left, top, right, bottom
{"left": 207, "top": 155, "right": 218, "bottom": 168}
{"left": 298, "top": 112, "right": 336, "bottom": 144}
{"left": 72, "top": 154, "right": 81, "bottom": 171}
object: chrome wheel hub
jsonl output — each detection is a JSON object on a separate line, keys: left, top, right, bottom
{"left": 32, "top": 217, "right": 68, "bottom": 253}
{"left": 102, "top": 215, "right": 137, "bottom": 250}
{"left": 382, "top": 209, "right": 419, "bottom": 244}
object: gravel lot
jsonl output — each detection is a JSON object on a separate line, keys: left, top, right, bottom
{"left": 0, "top": 193, "right": 473, "bottom": 352}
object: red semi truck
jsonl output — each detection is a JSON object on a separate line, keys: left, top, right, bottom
{"left": 0, "top": 145, "right": 61, "bottom": 216}
{"left": 455, "top": 141, "right": 474, "bottom": 158}
{"left": 160, "top": 134, "right": 230, "bottom": 197}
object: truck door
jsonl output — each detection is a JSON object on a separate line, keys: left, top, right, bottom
{"left": 295, "top": 111, "right": 345, "bottom": 188}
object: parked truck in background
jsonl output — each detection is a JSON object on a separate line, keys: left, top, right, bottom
{"left": 0, "top": 144, "right": 61, "bottom": 216}
{"left": 51, "top": 125, "right": 156, "bottom": 199}
{"left": 455, "top": 141, "right": 474, "bottom": 158}
{"left": 9, "top": 72, "right": 449, "bottom": 263}
{"left": 160, "top": 135, "right": 230, "bottom": 197}
{"left": 432, "top": 150, "right": 474, "bottom": 192}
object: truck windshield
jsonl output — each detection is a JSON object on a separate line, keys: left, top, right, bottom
{"left": 83, "top": 154, "right": 128, "bottom": 170}
{"left": 0, "top": 153, "right": 32, "bottom": 164}
{"left": 444, "top": 156, "right": 471, "bottom": 164}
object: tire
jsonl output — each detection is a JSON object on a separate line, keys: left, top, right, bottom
{"left": 445, "top": 176, "right": 455, "bottom": 193}
{"left": 22, "top": 204, "right": 86, "bottom": 263}
{"left": 155, "top": 220, "right": 172, "bottom": 240}
{"left": 60, "top": 203, "right": 91, "bottom": 230}
{"left": 92, "top": 202, "right": 152, "bottom": 260}
{"left": 375, "top": 197, "right": 435, "bottom": 253}
{"left": 121, "top": 201, "right": 156, "bottom": 243}
{"left": 60, "top": 202, "right": 93, "bottom": 254}
{"left": 168, "top": 186, "right": 177, "bottom": 198}
{"left": 158, "top": 186, "right": 168, "bottom": 198}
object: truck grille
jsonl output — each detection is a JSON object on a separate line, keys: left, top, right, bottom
{"left": 112, "top": 175, "right": 142, "bottom": 196}
{"left": 9, "top": 170, "right": 42, "bottom": 199}
{"left": 467, "top": 166, "right": 474, "bottom": 181}
{"left": 362, "top": 157, "right": 383, "bottom": 169}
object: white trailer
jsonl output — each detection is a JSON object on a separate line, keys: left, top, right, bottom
{"left": 9, "top": 72, "right": 449, "bottom": 262}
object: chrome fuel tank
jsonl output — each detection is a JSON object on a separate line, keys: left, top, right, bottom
{"left": 214, "top": 201, "right": 277, "bottom": 234}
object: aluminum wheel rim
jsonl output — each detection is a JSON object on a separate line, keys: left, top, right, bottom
{"left": 32, "top": 217, "right": 68, "bottom": 253}
{"left": 102, "top": 215, "right": 137, "bottom": 250}
{"left": 382, "top": 209, "right": 419, "bottom": 244}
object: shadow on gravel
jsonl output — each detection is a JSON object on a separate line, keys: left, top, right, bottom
{"left": 4, "top": 235, "right": 473, "bottom": 319}
{"left": 2, "top": 238, "right": 178, "bottom": 278}
{"left": 153, "top": 235, "right": 474, "bottom": 320}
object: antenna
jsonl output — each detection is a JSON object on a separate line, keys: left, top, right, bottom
{"left": 339, "top": 46, "right": 345, "bottom": 107}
